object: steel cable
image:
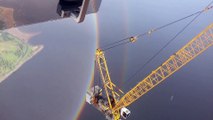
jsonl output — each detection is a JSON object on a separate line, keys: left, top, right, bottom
{"left": 124, "top": 1, "right": 213, "bottom": 85}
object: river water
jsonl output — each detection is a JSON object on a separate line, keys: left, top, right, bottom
{"left": 0, "top": 0, "right": 213, "bottom": 120}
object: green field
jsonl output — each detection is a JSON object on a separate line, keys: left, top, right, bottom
{"left": 0, "top": 32, "right": 39, "bottom": 81}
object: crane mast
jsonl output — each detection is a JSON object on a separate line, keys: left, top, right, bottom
{"left": 86, "top": 23, "right": 213, "bottom": 120}
{"left": 86, "top": 49, "right": 124, "bottom": 120}
{"left": 96, "top": 49, "right": 123, "bottom": 109}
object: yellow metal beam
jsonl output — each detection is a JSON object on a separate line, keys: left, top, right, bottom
{"left": 113, "top": 23, "right": 213, "bottom": 112}
{"left": 96, "top": 49, "right": 123, "bottom": 110}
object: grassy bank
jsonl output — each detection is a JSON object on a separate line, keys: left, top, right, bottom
{"left": 0, "top": 32, "right": 43, "bottom": 83}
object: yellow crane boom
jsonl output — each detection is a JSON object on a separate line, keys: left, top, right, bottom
{"left": 112, "top": 23, "right": 213, "bottom": 112}
{"left": 86, "top": 23, "right": 213, "bottom": 120}
{"left": 96, "top": 49, "right": 124, "bottom": 110}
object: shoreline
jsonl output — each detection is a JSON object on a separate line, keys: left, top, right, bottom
{"left": 6, "top": 28, "right": 40, "bottom": 42}
{"left": 0, "top": 45, "right": 44, "bottom": 83}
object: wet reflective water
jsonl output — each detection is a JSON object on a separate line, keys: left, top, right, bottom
{"left": 0, "top": 0, "right": 213, "bottom": 120}
{"left": 0, "top": 18, "right": 97, "bottom": 120}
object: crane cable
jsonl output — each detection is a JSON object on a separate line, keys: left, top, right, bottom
{"left": 101, "top": 5, "right": 213, "bottom": 51}
{"left": 125, "top": 1, "right": 213, "bottom": 85}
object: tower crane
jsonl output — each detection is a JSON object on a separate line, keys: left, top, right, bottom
{"left": 86, "top": 23, "right": 213, "bottom": 120}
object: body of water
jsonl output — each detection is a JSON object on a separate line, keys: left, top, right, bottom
{"left": 0, "top": 0, "right": 213, "bottom": 120}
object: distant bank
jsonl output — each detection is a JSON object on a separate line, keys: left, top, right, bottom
{"left": 0, "top": 32, "right": 43, "bottom": 83}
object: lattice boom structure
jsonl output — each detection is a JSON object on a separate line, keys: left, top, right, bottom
{"left": 113, "top": 23, "right": 213, "bottom": 111}
{"left": 96, "top": 49, "right": 124, "bottom": 110}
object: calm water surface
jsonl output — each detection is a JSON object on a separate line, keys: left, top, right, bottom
{"left": 0, "top": 0, "right": 213, "bottom": 120}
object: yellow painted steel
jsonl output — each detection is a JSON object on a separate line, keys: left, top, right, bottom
{"left": 112, "top": 23, "right": 213, "bottom": 112}
{"left": 96, "top": 49, "right": 123, "bottom": 111}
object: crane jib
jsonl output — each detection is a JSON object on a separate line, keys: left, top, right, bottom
{"left": 112, "top": 23, "right": 213, "bottom": 112}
